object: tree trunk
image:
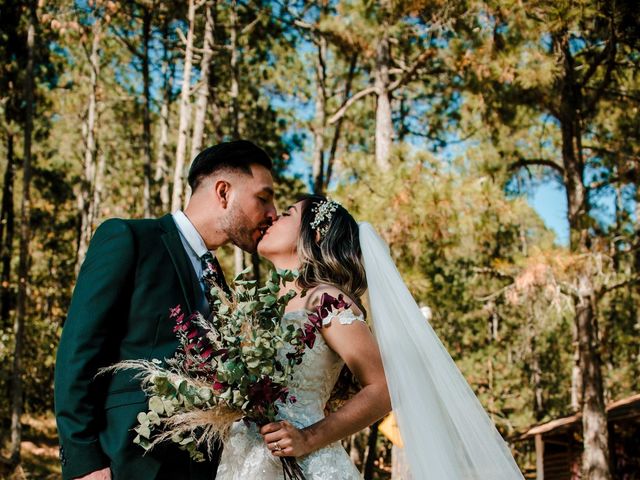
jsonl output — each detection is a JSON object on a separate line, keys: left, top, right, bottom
{"left": 155, "top": 17, "right": 173, "bottom": 213}
{"left": 312, "top": 37, "right": 327, "bottom": 194}
{"left": 206, "top": 3, "right": 223, "bottom": 143}
{"left": 554, "top": 34, "right": 612, "bottom": 480}
{"left": 557, "top": 32, "right": 612, "bottom": 479}
{"left": 171, "top": 0, "right": 196, "bottom": 212}
{"left": 565, "top": 151, "right": 611, "bottom": 480}
{"left": 75, "top": 19, "right": 101, "bottom": 275}
{"left": 190, "top": 0, "right": 215, "bottom": 157}
{"left": 326, "top": 52, "right": 357, "bottom": 190}
{"left": 487, "top": 356, "right": 496, "bottom": 423}
{"left": 374, "top": 33, "right": 392, "bottom": 171}
{"left": 186, "top": 0, "right": 216, "bottom": 207}
{"left": 90, "top": 150, "right": 106, "bottom": 227}
{"left": 571, "top": 322, "right": 582, "bottom": 411}
{"left": 10, "top": 4, "right": 35, "bottom": 465}
{"left": 348, "top": 433, "right": 361, "bottom": 466}
{"left": 531, "top": 336, "right": 544, "bottom": 420}
{"left": 0, "top": 133, "right": 15, "bottom": 327}
{"left": 141, "top": 6, "right": 153, "bottom": 218}
{"left": 397, "top": 92, "right": 410, "bottom": 141}
{"left": 234, "top": 248, "right": 245, "bottom": 276}
{"left": 576, "top": 273, "right": 611, "bottom": 480}
{"left": 228, "top": 0, "right": 247, "bottom": 276}
{"left": 229, "top": 0, "right": 240, "bottom": 139}
{"left": 568, "top": 179, "right": 612, "bottom": 480}
{"left": 363, "top": 420, "right": 381, "bottom": 480}
{"left": 251, "top": 251, "right": 261, "bottom": 283}
{"left": 208, "top": 66, "right": 224, "bottom": 142}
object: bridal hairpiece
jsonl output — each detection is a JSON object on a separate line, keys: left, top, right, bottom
{"left": 310, "top": 199, "right": 341, "bottom": 238}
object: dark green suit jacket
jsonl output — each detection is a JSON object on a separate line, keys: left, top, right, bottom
{"left": 55, "top": 214, "right": 221, "bottom": 480}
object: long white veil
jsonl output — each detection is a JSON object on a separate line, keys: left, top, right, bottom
{"left": 359, "top": 222, "right": 524, "bottom": 479}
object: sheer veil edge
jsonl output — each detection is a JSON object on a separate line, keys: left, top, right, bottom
{"left": 358, "top": 222, "right": 524, "bottom": 479}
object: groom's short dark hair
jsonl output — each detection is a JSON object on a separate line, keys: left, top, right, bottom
{"left": 188, "top": 140, "right": 273, "bottom": 191}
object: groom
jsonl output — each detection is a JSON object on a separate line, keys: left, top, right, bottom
{"left": 54, "top": 140, "right": 277, "bottom": 480}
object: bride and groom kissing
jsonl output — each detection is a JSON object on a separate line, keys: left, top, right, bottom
{"left": 55, "top": 140, "right": 525, "bottom": 479}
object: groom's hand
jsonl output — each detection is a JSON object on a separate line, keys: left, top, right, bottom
{"left": 74, "top": 467, "right": 111, "bottom": 480}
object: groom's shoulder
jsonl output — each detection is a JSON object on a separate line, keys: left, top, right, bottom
{"left": 90, "top": 217, "right": 132, "bottom": 241}
{"left": 98, "top": 214, "right": 170, "bottom": 230}
{"left": 93, "top": 215, "right": 169, "bottom": 240}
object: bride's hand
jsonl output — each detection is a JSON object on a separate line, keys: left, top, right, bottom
{"left": 260, "top": 420, "right": 312, "bottom": 458}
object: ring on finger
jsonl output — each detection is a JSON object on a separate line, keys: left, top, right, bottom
{"left": 273, "top": 441, "right": 282, "bottom": 451}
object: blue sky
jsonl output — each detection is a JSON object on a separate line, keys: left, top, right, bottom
{"left": 528, "top": 182, "right": 569, "bottom": 245}
{"left": 101, "top": 3, "right": 576, "bottom": 247}
{"left": 286, "top": 150, "right": 573, "bottom": 246}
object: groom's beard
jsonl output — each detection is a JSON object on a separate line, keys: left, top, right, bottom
{"left": 224, "top": 208, "right": 262, "bottom": 253}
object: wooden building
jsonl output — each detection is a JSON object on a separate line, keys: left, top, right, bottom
{"left": 520, "top": 394, "right": 640, "bottom": 479}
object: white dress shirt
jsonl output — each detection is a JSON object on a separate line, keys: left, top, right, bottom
{"left": 172, "top": 210, "right": 215, "bottom": 314}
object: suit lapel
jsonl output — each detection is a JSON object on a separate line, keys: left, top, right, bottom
{"left": 159, "top": 214, "right": 201, "bottom": 314}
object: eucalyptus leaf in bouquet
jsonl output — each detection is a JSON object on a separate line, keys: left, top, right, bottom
{"left": 105, "top": 268, "right": 317, "bottom": 478}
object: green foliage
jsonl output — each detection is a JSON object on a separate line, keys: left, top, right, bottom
{"left": 336, "top": 149, "right": 569, "bottom": 436}
{"left": 0, "top": 0, "right": 637, "bottom": 476}
{"left": 118, "top": 268, "right": 311, "bottom": 461}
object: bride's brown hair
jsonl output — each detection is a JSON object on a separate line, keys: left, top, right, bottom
{"left": 295, "top": 194, "right": 367, "bottom": 409}
{"left": 296, "top": 194, "right": 367, "bottom": 313}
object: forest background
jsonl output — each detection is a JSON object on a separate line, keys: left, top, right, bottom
{"left": 0, "top": 0, "right": 638, "bottom": 479}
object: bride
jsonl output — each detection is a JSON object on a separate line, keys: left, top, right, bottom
{"left": 216, "top": 195, "right": 524, "bottom": 480}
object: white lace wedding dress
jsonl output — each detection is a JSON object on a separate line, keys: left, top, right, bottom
{"left": 216, "top": 308, "right": 364, "bottom": 479}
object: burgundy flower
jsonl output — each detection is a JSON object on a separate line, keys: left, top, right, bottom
{"left": 213, "top": 381, "right": 225, "bottom": 391}
{"left": 296, "top": 293, "right": 353, "bottom": 352}
{"left": 187, "top": 330, "right": 199, "bottom": 340}
{"left": 301, "top": 324, "right": 317, "bottom": 348}
{"left": 172, "top": 314, "right": 186, "bottom": 332}
{"left": 319, "top": 293, "right": 350, "bottom": 312}
{"left": 200, "top": 347, "right": 213, "bottom": 360}
{"left": 247, "top": 377, "right": 287, "bottom": 407}
{"left": 169, "top": 304, "right": 182, "bottom": 318}
{"left": 307, "top": 312, "right": 322, "bottom": 328}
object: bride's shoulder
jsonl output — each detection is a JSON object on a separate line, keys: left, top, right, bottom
{"left": 303, "top": 284, "right": 364, "bottom": 319}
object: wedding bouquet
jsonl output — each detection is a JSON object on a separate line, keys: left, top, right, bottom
{"left": 110, "top": 268, "right": 320, "bottom": 479}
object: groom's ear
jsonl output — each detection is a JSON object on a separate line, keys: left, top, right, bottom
{"left": 214, "top": 179, "right": 231, "bottom": 208}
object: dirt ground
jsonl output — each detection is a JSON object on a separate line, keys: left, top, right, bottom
{"left": 1, "top": 414, "right": 61, "bottom": 480}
